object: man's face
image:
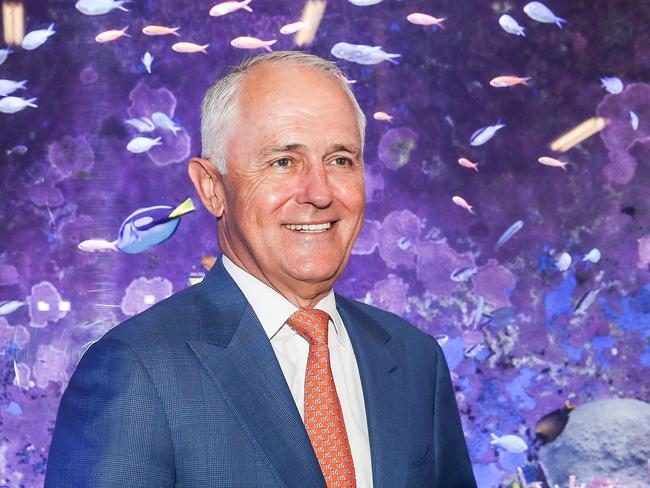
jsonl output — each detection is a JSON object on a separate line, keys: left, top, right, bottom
{"left": 216, "top": 63, "right": 365, "bottom": 294}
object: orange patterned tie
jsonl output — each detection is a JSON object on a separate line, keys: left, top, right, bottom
{"left": 286, "top": 308, "right": 357, "bottom": 487}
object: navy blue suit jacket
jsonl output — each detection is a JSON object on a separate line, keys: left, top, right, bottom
{"left": 45, "top": 256, "right": 477, "bottom": 487}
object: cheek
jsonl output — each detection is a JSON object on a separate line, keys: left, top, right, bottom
{"left": 333, "top": 175, "right": 365, "bottom": 214}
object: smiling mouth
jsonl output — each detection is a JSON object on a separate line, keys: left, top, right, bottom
{"left": 283, "top": 221, "right": 337, "bottom": 233}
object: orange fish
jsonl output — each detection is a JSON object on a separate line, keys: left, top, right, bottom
{"left": 373, "top": 111, "right": 393, "bottom": 122}
{"left": 538, "top": 156, "right": 568, "bottom": 170}
{"left": 452, "top": 195, "right": 475, "bottom": 214}
{"left": 95, "top": 26, "right": 130, "bottom": 43}
{"left": 489, "top": 75, "right": 531, "bottom": 88}
{"left": 406, "top": 13, "right": 447, "bottom": 27}
{"left": 172, "top": 42, "right": 209, "bottom": 54}
{"left": 142, "top": 25, "right": 180, "bottom": 36}
{"left": 458, "top": 157, "right": 479, "bottom": 172}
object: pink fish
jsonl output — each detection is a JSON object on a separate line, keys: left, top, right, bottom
{"left": 538, "top": 156, "right": 568, "bottom": 170}
{"left": 490, "top": 75, "right": 531, "bottom": 87}
{"left": 406, "top": 13, "right": 447, "bottom": 27}
{"left": 458, "top": 157, "right": 479, "bottom": 172}
{"left": 209, "top": 0, "right": 252, "bottom": 17}
{"left": 142, "top": 25, "right": 180, "bottom": 36}
{"left": 373, "top": 111, "right": 393, "bottom": 122}
{"left": 280, "top": 21, "right": 310, "bottom": 35}
{"left": 452, "top": 195, "right": 475, "bottom": 214}
{"left": 172, "top": 42, "right": 209, "bottom": 54}
{"left": 95, "top": 26, "right": 130, "bottom": 43}
{"left": 230, "top": 36, "right": 277, "bottom": 51}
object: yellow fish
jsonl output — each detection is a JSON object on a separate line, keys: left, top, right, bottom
{"left": 489, "top": 75, "right": 531, "bottom": 87}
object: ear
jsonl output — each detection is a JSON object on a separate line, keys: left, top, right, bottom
{"left": 188, "top": 157, "right": 226, "bottom": 218}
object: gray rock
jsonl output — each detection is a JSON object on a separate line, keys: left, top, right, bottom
{"left": 538, "top": 398, "right": 650, "bottom": 487}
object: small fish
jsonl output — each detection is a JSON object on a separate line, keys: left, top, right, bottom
{"left": 0, "top": 300, "right": 25, "bottom": 315}
{"left": 142, "top": 25, "right": 180, "bottom": 36}
{"left": 574, "top": 289, "right": 599, "bottom": 315}
{"left": 498, "top": 14, "right": 526, "bottom": 36}
{"left": 6, "top": 144, "right": 28, "bottom": 156}
{"left": 151, "top": 112, "right": 181, "bottom": 135}
{"left": 470, "top": 122, "right": 505, "bottom": 146}
{"left": 280, "top": 21, "right": 310, "bottom": 35}
{"left": 77, "top": 238, "right": 118, "bottom": 252}
{"left": 406, "top": 13, "right": 447, "bottom": 28}
{"left": 172, "top": 42, "right": 209, "bottom": 54}
{"left": 485, "top": 307, "right": 516, "bottom": 329}
{"left": 630, "top": 111, "right": 639, "bottom": 130}
{"left": 490, "top": 433, "right": 528, "bottom": 453}
{"left": 348, "top": 0, "right": 383, "bottom": 4}
{"left": 0, "top": 97, "right": 38, "bottom": 114}
{"left": 126, "top": 136, "right": 162, "bottom": 153}
{"left": 230, "top": 36, "right": 277, "bottom": 51}
{"left": 331, "top": 42, "right": 401, "bottom": 65}
{"left": 555, "top": 252, "right": 572, "bottom": 272}
{"left": 124, "top": 117, "right": 155, "bottom": 132}
{"left": 538, "top": 156, "right": 568, "bottom": 170}
{"left": 523, "top": 2, "right": 566, "bottom": 28}
{"left": 141, "top": 52, "right": 153, "bottom": 74}
{"left": 535, "top": 400, "right": 575, "bottom": 444}
{"left": 0, "top": 47, "right": 12, "bottom": 67}
{"left": 21, "top": 23, "right": 56, "bottom": 50}
{"left": 0, "top": 79, "right": 27, "bottom": 96}
{"left": 209, "top": 0, "right": 253, "bottom": 17}
{"left": 373, "top": 111, "right": 393, "bottom": 122}
{"left": 464, "top": 343, "right": 486, "bottom": 357}
{"left": 583, "top": 248, "right": 601, "bottom": 263}
{"left": 95, "top": 26, "right": 130, "bottom": 43}
{"left": 489, "top": 75, "right": 531, "bottom": 88}
{"left": 458, "top": 157, "right": 479, "bottom": 172}
{"left": 600, "top": 77, "right": 623, "bottom": 94}
{"left": 434, "top": 334, "right": 449, "bottom": 347}
{"left": 75, "top": 0, "right": 129, "bottom": 15}
{"left": 495, "top": 220, "right": 524, "bottom": 249}
{"left": 450, "top": 266, "right": 478, "bottom": 282}
{"left": 452, "top": 195, "right": 475, "bottom": 214}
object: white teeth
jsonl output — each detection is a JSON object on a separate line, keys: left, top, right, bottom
{"left": 284, "top": 222, "right": 333, "bottom": 232}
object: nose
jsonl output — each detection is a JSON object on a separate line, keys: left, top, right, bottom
{"left": 296, "top": 161, "right": 334, "bottom": 209}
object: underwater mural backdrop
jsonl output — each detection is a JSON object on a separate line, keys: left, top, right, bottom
{"left": 1, "top": 0, "right": 649, "bottom": 486}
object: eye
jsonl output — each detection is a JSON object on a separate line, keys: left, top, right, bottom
{"left": 272, "top": 157, "right": 291, "bottom": 168}
{"left": 332, "top": 156, "right": 352, "bottom": 166}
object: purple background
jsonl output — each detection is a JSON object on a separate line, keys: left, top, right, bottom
{"left": 1, "top": 0, "right": 649, "bottom": 486}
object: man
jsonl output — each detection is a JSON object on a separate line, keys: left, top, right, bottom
{"left": 45, "top": 51, "right": 477, "bottom": 488}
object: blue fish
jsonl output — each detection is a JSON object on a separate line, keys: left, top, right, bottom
{"left": 495, "top": 220, "right": 524, "bottom": 249}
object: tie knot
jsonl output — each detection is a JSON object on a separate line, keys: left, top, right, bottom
{"left": 286, "top": 308, "right": 330, "bottom": 345}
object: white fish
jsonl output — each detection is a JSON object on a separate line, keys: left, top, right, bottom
{"left": 95, "top": 26, "right": 130, "bottom": 43}
{"left": 555, "top": 252, "right": 572, "bottom": 272}
{"left": 0, "top": 300, "right": 25, "bottom": 315}
{"left": 495, "top": 220, "right": 524, "bottom": 249}
{"left": 630, "top": 111, "right": 639, "bottom": 130}
{"left": 230, "top": 36, "right": 277, "bottom": 51}
{"left": 171, "top": 42, "right": 209, "bottom": 54}
{"left": 0, "top": 48, "right": 12, "bottom": 67}
{"left": 498, "top": 14, "right": 526, "bottom": 36}
{"left": 0, "top": 97, "right": 38, "bottom": 114}
{"left": 124, "top": 117, "right": 155, "bottom": 132}
{"left": 523, "top": 2, "right": 566, "bottom": 28}
{"left": 75, "top": 0, "right": 129, "bottom": 15}
{"left": 141, "top": 52, "right": 153, "bottom": 74}
{"left": 126, "top": 136, "right": 162, "bottom": 153}
{"left": 78, "top": 238, "right": 118, "bottom": 252}
{"left": 450, "top": 266, "right": 478, "bottom": 282}
{"left": 574, "top": 289, "right": 599, "bottom": 315}
{"left": 0, "top": 79, "right": 27, "bottom": 96}
{"left": 434, "top": 334, "right": 449, "bottom": 347}
{"left": 464, "top": 343, "right": 485, "bottom": 357}
{"left": 452, "top": 195, "right": 475, "bottom": 214}
{"left": 470, "top": 122, "right": 505, "bottom": 146}
{"left": 348, "top": 0, "right": 383, "bottom": 5}
{"left": 600, "top": 77, "right": 623, "bottom": 94}
{"left": 331, "top": 42, "right": 400, "bottom": 65}
{"left": 151, "top": 112, "right": 181, "bottom": 135}
{"left": 209, "top": 0, "right": 252, "bottom": 16}
{"left": 583, "top": 248, "right": 601, "bottom": 263}
{"left": 490, "top": 433, "right": 528, "bottom": 453}
{"left": 21, "top": 23, "right": 56, "bottom": 50}
{"left": 280, "top": 21, "right": 310, "bottom": 35}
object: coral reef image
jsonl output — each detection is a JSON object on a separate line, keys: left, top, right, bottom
{"left": 1, "top": 0, "right": 649, "bottom": 486}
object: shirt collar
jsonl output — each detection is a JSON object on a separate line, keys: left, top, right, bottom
{"left": 221, "top": 254, "right": 346, "bottom": 347}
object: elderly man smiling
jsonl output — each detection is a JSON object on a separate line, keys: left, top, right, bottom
{"left": 44, "top": 51, "right": 477, "bottom": 488}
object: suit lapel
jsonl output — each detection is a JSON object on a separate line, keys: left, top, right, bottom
{"left": 187, "top": 257, "right": 409, "bottom": 488}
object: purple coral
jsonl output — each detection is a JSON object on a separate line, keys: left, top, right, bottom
{"left": 27, "top": 281, "right": 68, "bottom": 328}
{"left": 47, "top": 135, "right": 95, "bottom": 179}
{"left": 32, "top": 344, "right": 69, "bottom": 388}
{"left": 377, "top": 210, "right": 423, "bottom": 269}
{"left": 120, "top": 276, "right": 173, "bottom": 316}
{"left": 352, "top": 219, "right": 381, "bottom": 255}
{"left": 368, "top": 274, "right": 410, "bottom": 316}
{"left": 414, "top": 239, "right": 474, "bottom": 295}
{"left": 471, "top": 259, "right": 517, "bottom": 308}
{"left": 0, "top": 318, "right": 30, "bottom": 353}
{"left": 0, "top": 264, "right": 19, "bottom": 285}
{"left": 378, "top": 127, "right": 418, "bottom": 170}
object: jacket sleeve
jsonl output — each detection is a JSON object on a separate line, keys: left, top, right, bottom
{"left": 44, "top": 337, "right": 175, "bottom": 488}
{"left": 430, "top": 336, "right": 477, "bottom": 488}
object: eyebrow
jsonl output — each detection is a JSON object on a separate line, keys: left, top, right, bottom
{"left": 258, "top": 143, "right": 361, "bottom": 158}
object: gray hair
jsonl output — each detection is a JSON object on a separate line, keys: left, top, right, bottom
{"left": 200, "top": 50, "right": 366, "bottom": 174}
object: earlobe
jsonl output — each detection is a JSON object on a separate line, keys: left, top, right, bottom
{"left": 188, "top": 157, "right": 225, "bottom": 218}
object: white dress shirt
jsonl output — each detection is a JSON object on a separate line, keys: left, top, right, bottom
{"left": 222, "top": 254, "right": 373, "bottom": 487}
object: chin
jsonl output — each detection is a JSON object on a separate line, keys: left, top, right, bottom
{"left": 283, "top": 256, "right": 341, "bottom": 284}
